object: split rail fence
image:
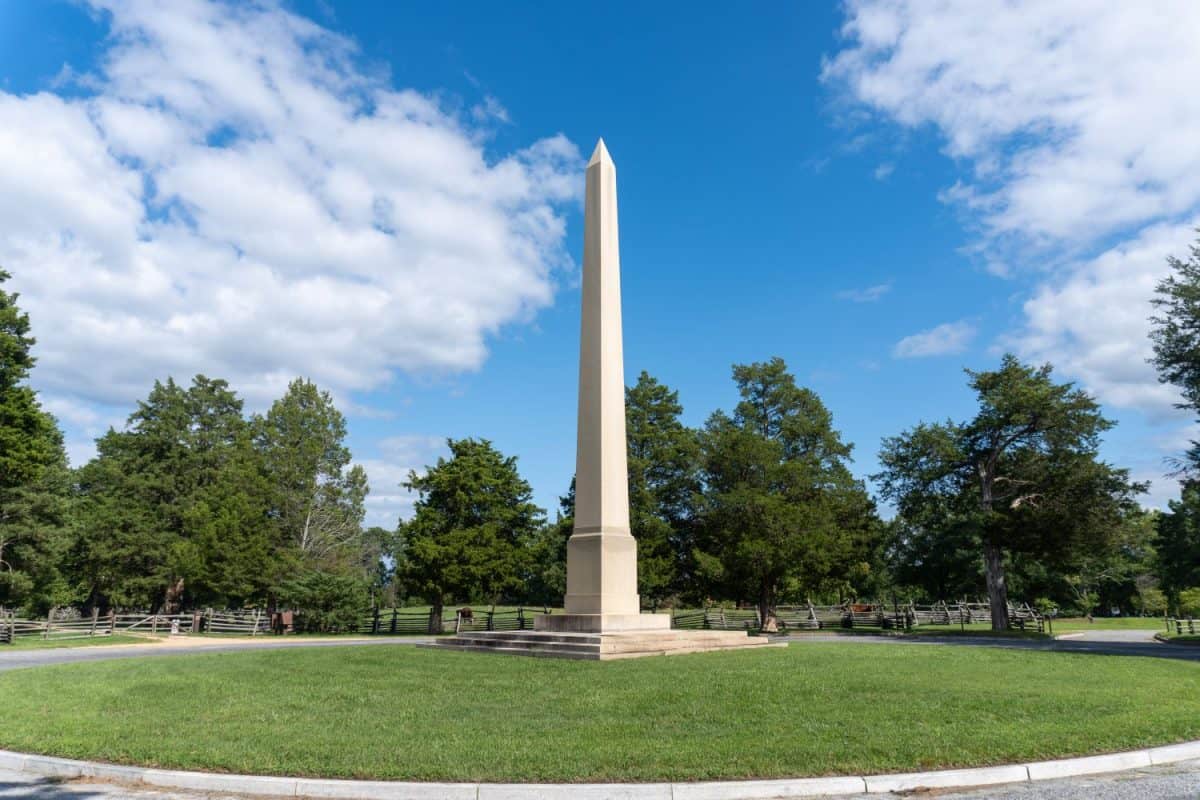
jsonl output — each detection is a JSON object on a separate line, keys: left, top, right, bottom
{"left": 0, "top": 608, "right": 269, "bottom": 645}
{"left": 2, "top": 600, "right": 1055, "bottom": 645}
{"left": 357, "top": 606, "right": 553, "bottom": 635}
{"left": 670, "top": 600, "right": 1046, "bottom": 633}
{"left": 1167, "top": 617, "right": 1198, "bottom": 636}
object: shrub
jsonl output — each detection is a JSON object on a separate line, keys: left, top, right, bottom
{"left": 280, "top": 571, "right": 368, "bottom": 633}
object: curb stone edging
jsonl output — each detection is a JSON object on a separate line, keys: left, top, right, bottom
{"left": 2, "top": 742, "right": 1199, "bottom": 799}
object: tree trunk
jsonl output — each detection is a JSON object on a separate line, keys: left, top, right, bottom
{"left": 758, "top": 584, "right": 776, "bottom": 633}
{"left": 983, "top": 542, "right": 1009, "bottom": 631}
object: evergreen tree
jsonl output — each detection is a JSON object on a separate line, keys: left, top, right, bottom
{"left": 1156, "top": 486, "right": 1200, "bottom": 610}
{"left": 695, "top": 358, "right": 880, "bottom": 625}
{"left": 400, "top": 438, "right": 543, "bottom": 627}
{"left": 73, "top": 375, "right": 251, "bottom": 610}
{"left": 0, "top": 269, "right": 71, "bottom": 611}
{"left": 1148, "top": 233, "right": 1200, "bottom": 611}
{"left": 524, "top": 479, "right": 573, "bottom": 606}
{"left": 625, "top": 372, "right": 701, "bottom": 604}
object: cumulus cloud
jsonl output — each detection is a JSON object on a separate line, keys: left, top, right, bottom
{"left": 837, "top": 282, "right": 892, "bottom": 303}
{"left": 0, "top": 0, "right": 580, "bottom": 449}
{"left": 894, "top": 320, "right": 976, "bottom": 358}
{"left": 824, "top": 0, "right": 1200, "bottom": 244}
{"left": 360, "top": 435, "right": 447, "bottom": 527}
{"left": 827, "top": 0, "right": 1200, "bottom": 428}
{"left": 1014, "top": 222, "right": 1193, "bottom": 419}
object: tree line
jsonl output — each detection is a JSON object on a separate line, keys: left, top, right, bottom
{"left": 4, "top": 228, "right": 1200, "bottom": 630}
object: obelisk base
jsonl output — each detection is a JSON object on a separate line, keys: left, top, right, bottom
{"left": 532, "top": 612, "right": 671, "bottom": 633}
{"left": 422, "top": 628, "right": 783, "bottom": 660}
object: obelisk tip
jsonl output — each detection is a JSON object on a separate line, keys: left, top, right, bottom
{"left": 587, "top": 138, "right": 612, "bottom": 168}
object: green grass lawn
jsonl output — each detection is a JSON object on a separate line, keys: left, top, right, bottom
{"left": 0, "top": 643, "right": 1197, "bottom": 782}
{"left": 1159, "top": 633, "right": 1200, "bottom": 645}
{"left": 1050, "top": 617, "right": 1167, "bottom": 632}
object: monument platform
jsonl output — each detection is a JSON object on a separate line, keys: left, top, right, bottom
{"left": 421, "top": 628, "right": 782, "bottom": 660}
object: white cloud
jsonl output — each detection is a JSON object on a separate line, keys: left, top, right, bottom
{"left": 1014, "top": 221, "right": 1193, "bottom": 419}
{"left": 1, "top": 0, "right": 580, "bottom": 435}
{"left": 873, "top": 162, "right": 894, "bottom": 181}
{"left": 824, "top": 0, "right": 1200, "bottom": 244}
{"left": 361, "top": 435, "right": 446, "bottom": 527}
{"left": 837, "top": 282, "right": 892, "bottom": 303}
{"left": 894, "top": 320, "right": 976, "bottom": 358}
{"left": 826, "top": 1, "right": 1200, "bottom": 426}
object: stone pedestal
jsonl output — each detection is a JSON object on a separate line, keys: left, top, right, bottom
{"left": 423, "top": 629, "right": 782, "bottom": 660}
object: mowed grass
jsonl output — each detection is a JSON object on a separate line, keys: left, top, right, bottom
{"left": 1051, "top": 617, "right": 1168, "bottom": 631}
{"left": 0, "top": 644, "right": 1198, "bottom": 782}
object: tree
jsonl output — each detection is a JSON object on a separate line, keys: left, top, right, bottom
{"left": 694, "top": 358, "right": 880, "bottom": 626}
{"left": 1149, "top": 235, "right": 1200, "bottom": 613}
{"left": 523, "top": 479, "right": 573, "bottom": 607}
{"left": 255, "top": 379, "right": 368, "bottom": 570}
{"left": 876, "top": 355, "right": 1143, "bottom": 630}
{"left": 72, "top": 375, "right": 252, "bottom": 610}
{"left": 625, "top": 372, "right": 701, "bottom": 604}
{"left": 1150, "top": 232, "right": 1200, "bottom": 464}
{"left": 0, "top": 269, "right": 72, "bottom": 611}
{"left": 176, "top": 430, "right": 276, "bottom": 608}
{"left": 400, "top": 438, "right": 544, "bottom": 627}
{"left": 1155, "top": 485, "right": 1200, "bottom": 611}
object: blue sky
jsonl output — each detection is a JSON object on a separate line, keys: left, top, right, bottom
{"left": 2, "top": 1, "right": 1198, "bottom": 524}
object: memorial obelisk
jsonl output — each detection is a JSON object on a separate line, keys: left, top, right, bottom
{"left": 534, "top": 139, "right": 670, "bottom": 633}
{"left": 426, "top": 140, "right": 776, "bottom": 657}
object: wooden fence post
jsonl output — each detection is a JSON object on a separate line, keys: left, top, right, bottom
{"left": 109, "top": 610, "right": 116, "bottom": 635}
{"left": 44, "top": 607, "right": 54, "bottom": 640}
{"left": 390, "top": 608, "right": 398, "bottom": 635}
{"left": 90, "top": 607, "right": 99, "bottom": 637}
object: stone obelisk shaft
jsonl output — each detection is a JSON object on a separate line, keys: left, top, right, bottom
{"left": 564, "top": 139, "right": 640, "bottom": 621}
{"left": 533, "top": 140, "right": 669, "bottom": 634}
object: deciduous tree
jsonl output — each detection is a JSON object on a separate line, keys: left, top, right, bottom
{"left": 876, "top": 355, "right": 1142, "bottom": 629}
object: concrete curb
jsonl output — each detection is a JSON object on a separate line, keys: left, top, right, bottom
{"left": 4, "top": 741, "right": 1200, "bottom": 799}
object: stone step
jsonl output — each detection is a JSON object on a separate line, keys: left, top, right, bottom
{"left": 419, "top": 630, "right": 783, "bottom": 660}
{"left": 432, "top": 637, "right": 599, "bottom": 654}
{"left": 453, "top": 632, "right": 603, "bottom": 645}
{"left": 425, "top": 642, "right": 600, "bottom": 660}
